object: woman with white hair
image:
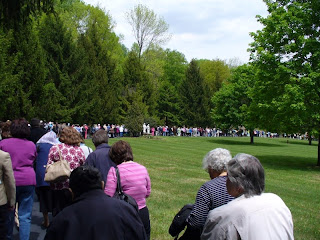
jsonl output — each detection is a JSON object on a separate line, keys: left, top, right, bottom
{"left": 201, "top": 153, "right": 294, "bottom": 240}
{"left": 180, "top": 148, "right": 235, "bottom": 240}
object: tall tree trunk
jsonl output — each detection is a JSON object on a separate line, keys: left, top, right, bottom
{"left": 250, "top": 129, "right": 254, "bottom": 144}
{"left": 308, "top": 132, "right": 312, "bottom": 145}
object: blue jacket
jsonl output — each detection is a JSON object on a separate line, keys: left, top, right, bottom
{"left": 84, "top": 143, "right": 116, "bottom": 184}
{"left": 36, "top": 143, "right": 53, "bottom": 187}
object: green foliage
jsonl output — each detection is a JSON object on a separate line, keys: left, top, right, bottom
{"left": 0, "top": 0, "right": 55, "bottom": 30}
{"left": 180, "top": 59, "right": 210, "bottom": 126}
{"left": 212, "top": 64, "right": 256, "bottom": 131}
{"left": 249, "top": 0, "right": 320, "bottom": 164}
{"left": 124, "top": 91, "right": 146, "bottom": 136}
{"left": 198, "top": 59, "right": 231, "bottom": 95}
{"left": 250, "top": 0, "right": 320, "bottom": 132}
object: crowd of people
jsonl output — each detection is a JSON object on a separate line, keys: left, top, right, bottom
{"left": 0, "top": 118, "right": 295, "bottom": 240}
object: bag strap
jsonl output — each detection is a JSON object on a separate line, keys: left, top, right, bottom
{"left": 58, "top": 148, "right": 63, "bottom": 161}
{"left": 115, "top": 167, "right": 124, "bottom": 195}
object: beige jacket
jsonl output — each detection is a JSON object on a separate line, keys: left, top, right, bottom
{"left": 0, "top": 150, "right": 15, "bottom": 206}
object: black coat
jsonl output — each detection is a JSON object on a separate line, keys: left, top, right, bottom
{"left": 28, "top": 127, "right": 46, "bottom": 144}
{"left": 45, "top": 189, "right": 147, "bottom": 240}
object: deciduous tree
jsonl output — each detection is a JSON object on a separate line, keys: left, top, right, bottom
{"left": 126, "top": 4, "right": 171, "bottom": 59}
{"left": 249, "top": 0, "right": 320, "bottom": 165}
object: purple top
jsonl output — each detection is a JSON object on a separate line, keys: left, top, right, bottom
{"left": 0, "top": 138, "right": 37, "bottom": 186}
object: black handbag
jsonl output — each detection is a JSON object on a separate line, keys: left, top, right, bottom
{"left": 113, "top": 166, "right": 139, "bottom": 212}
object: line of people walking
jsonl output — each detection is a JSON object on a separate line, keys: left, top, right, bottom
{"left": 0, "top": 118, "right": 151, "bottom": 240}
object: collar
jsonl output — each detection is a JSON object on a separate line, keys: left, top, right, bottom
{"left": 96, "top": 143, "right": 110, "bottom": 149}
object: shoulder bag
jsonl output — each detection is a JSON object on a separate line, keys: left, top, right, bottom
{"left": 44, "top": 148, "right": 71, "bottom": 183}
{"left": 113, "top": 166, "right": 139, "bottom": 212}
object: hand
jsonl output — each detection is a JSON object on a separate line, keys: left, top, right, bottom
{"left": 8, "top": 205, "right": 15, "bottom": 211}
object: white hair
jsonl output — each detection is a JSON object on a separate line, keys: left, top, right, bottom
{"left": 202, "top": 148, "right": 232, "bottom": 172}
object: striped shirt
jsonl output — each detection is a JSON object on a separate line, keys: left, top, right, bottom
{"left": 104, "top": 161, "right": 151, "bottom": 210}
{"left": 187, "top": 176, "right": 234, "bottom": 229}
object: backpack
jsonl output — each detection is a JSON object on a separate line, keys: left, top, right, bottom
{"left": 169, "top": 204, "right": 194, "bottom": 239}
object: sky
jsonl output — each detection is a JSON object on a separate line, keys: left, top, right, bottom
{"left": 83, "top": 0, "right": 269, "bottom": 63}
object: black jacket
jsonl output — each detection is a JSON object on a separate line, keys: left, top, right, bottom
{"left": 45, "top": 189, "right": 147, "bottom": 240}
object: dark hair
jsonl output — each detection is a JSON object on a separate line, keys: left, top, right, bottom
{"left": 227, "top": 153, "right": 265, "bottom": 197}
{"left": 59, "top": 127, "right": 82, "bottom": 146}
{"left": 10, "top": 118, "right": 30, "bottom": 139}
{"left": 69, "top": 166, "right": 102, "bottom": 198}
{"left": 92, "top": 129, "right": 108, "bottom": 147}
{"left": 0, "top": 120, "right": 12, "bottom": 139}
{"left": 109, "top": 140, "right": 133, "bottom": 165}
{"left": 30, "top": 118, "right": 40, "bottom": 128}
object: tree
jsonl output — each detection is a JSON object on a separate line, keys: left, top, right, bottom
{"left": 179, "top": 59, "right": 210, "bottom": 127}
{"left": 0, "top": 0, "right": 54, "bottom": 30}
{"left": 249, "top": 0, "right": 320, "bottom": 165}
{"left": 124, "top": 91, "right": 147, "bottom": 137}
{"left": 157, "top": 49, "right": 187, "bottom": 125}
{"left": 212, "top": 64, "right": 257, "bottom": 143}
{"left": 126, "top": 4, "right": 171, "bottom": 59}
{"left": 198, "top": 59, "right": 231, "bottom": 95}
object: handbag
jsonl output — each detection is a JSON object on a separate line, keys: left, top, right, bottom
{"left": 169, "top": 204, "right": 194, "bottom": 239}
{"left": 44, "top": 149, "right": 71, "bottom": 183}
{"left": 113, "top": 166, "right": 139, "bottom": 212}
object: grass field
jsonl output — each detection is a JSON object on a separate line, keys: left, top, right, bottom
{"left": 85, "top": 136, "right": 320, "bottom": 240}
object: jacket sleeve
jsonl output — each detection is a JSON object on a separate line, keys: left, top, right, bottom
{"left": 3, "top": 152, "right": 16, "bottom": 206}
{"left": 145, "top": 169, "right": 151, "bottom": 198}
{"left": 104, "top": 167, "right": 116, "bottom": 197}
{"left": 84, "top": 152, "right": 95, "bottom": 167}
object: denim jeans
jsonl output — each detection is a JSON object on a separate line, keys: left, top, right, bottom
{"left": 7, "top": 185, "right": 35, "bottom": 240}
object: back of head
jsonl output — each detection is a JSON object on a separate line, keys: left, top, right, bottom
{"left": 30, "top": 118, "right": 40, "bottom": 128}
{"left": 227, "top": 153, "right": 265, "bottom": 197}
{"left": 202, "top": 148, "right": 232, "bottom": 172}
{"left": 59, "top": 127, "right": 82, "bottom": 146}
{"left": 92, "top": 129, "right": 108, "bottom": 147}
{"left": 0, "top": 120, "right": 12, "bottom": 139}
{"left": 69, "top": 166, "right": 103, "bottom": 199}
{"left": 10, "top": 118, "right": 30, "bottom": 139}
{"left": 109, "top": 140, "right": 133, "bottom": 165}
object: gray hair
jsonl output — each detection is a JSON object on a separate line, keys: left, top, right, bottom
{"left": 92, "top": 129, "right": 108, "bottom": 147}
{"left": 202, "top": 148, "right": 232, "bottom": 172}
{"left": 227, "top": 153, "right": 265, "bottom": 197}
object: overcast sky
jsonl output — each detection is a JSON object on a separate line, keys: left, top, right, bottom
{"left": 83, "top": 0, "right": 268, "bottom": 63}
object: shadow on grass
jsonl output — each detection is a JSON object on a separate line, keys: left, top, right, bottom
{"left": 256, "top": 155, "right": 319, "bottom": 173}
{"left": 279, "top": 139, "right": 318, "bottom": 146}
{"left": 206, "top": 138, "right": 282, "bottom": 147}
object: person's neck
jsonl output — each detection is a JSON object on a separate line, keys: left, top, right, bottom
{"left": 218, "top": 172, "right": 227, "bottom": 177}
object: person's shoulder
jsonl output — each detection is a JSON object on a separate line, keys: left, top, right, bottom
{"left": 0, "top": 149, "right": 10, "bottom": 159}
{"left": 259, "top": 193, "right": 287, "bottom": 206}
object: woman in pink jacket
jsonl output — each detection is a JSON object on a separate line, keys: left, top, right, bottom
{"left": 104, "top": 140, "right": 151, "bottom": 239}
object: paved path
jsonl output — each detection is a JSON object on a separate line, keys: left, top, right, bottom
{"left": 12, "top": 195, "right": 49, "bottom": 240}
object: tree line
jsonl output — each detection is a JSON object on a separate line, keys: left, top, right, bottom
{"left": 1, "top": 0, "right": 320, "bottom": 165}
{"left": 0, "top": 0, "right": 232, "bottom": 130}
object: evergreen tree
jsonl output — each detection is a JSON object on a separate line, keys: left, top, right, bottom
{"left": 179, "top": 59, "right": 209, "bottom": 127}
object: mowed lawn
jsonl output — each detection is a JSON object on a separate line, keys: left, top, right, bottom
{"left": 86, "top": 136, "right": 320, "bottom": 240}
